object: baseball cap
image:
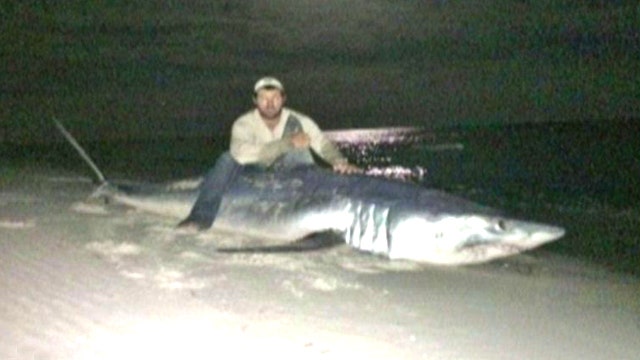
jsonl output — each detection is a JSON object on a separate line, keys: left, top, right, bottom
{"left": 254, "top": 76, "right": 284, "bottom": 93}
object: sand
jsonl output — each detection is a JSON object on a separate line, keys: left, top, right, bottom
{"left": 1, "top": 165, "right": 639, "bottom": 359}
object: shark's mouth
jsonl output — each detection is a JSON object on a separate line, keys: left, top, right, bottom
{"left": 459, "top": 241, "right": 526, "bottom": 259}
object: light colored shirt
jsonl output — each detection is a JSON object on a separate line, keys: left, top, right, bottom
{"left": 230, "top": 108, "right": 347, "bottom": 166}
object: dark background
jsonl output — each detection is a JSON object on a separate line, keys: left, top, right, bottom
{"left": 2, "top": 0, "right": 638, "bottom": 144}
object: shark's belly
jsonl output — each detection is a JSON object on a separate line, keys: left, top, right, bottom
{"left": 214, "top": 189, "right": 397, "bottom": 256}
{"left": 213, "top": 191, "right": 354, "bottom": 241}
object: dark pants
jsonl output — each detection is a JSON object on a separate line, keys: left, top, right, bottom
{"left": 181, "top": 115, "right": 309, "bottom": 229}
{"left": 179, "top": 152, "right": 242, "bottom": 229}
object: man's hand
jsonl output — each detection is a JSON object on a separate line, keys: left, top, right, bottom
{"left": 289, "top": 131, "right": 311, "bottom": 149}
{"left": 333, "top": 162, "right": 362, "bottom": 175}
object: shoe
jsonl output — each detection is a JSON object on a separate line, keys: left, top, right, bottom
{"left": 177, "top": 219, "right": 206, "bottom": 232}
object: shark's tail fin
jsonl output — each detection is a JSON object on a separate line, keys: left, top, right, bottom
{"left": 53, "top": 117, "right": 107, "bottom": 184}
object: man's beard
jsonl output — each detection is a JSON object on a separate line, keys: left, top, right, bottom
{"left": 258, "top": 107, "right": 283, "bottom": 121}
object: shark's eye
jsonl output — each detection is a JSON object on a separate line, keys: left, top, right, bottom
{"left": 495, "top": 219, "right": 507, "bottom": 231}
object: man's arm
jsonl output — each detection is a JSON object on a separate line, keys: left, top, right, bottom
{"left": 229, "top": 120, "right": 292, "bottom": 166}
{"left": 302, "top": 118, "right": 347, "bottom": 165}
{"left": 302, "top": 117, "right": 361, "bottom": 174}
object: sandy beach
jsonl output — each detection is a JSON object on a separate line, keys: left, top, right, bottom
{"left": 3, "top": 1, "right": 638, "bottom": 358}
{"left": 1, "top": 165, "right": 638, "bottom": 359}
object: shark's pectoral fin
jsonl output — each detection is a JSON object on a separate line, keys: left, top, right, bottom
{"left": 215, "top": 231, "right": 344, "bottom": 254}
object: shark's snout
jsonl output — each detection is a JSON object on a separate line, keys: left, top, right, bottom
{"left": 508, "top": 220, "right": 566, "bottom": 246}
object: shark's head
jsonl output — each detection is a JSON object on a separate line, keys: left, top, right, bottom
{"left": 388, "top": 214, "right": 565, "bottom": 265}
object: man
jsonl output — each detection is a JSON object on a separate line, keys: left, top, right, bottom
{"left": 178, "top": 76, "right": 359, "bottom": 230}
{"left": 230, "top": 76, "right": 359, "bottom": 171}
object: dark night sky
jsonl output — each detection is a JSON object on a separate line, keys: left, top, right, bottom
{"left": 1, "top": 0, "right": 638, "bottom": 143}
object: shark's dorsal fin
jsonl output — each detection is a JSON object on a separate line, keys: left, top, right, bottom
{"left": 273, "top": 114, "right": 316, "bottom": 169}
{"left": 269, "top": 149, "right": 316, "bottom": 171}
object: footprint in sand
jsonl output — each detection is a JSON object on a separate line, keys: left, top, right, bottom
{"left": 85, "top": 241, "right": 143, "bottom": 262}
{"left": 71, "top": 201, "right": 110, "bottom": 215}
{"left": 0, "top": 219, "right": 36, "bottom": 229}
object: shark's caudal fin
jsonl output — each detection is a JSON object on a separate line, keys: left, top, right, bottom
{"left": 53, "top": 117, "right": 107, "bottom": 184}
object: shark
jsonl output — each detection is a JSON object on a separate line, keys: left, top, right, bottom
{"left": 54, "top": 119, "right": 565, "bottom": 265}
